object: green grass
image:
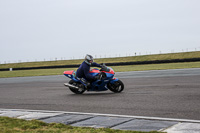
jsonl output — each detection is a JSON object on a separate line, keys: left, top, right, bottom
{"left": 0, "top": 61, "right": 200, "bottom": 78}
{"left": 112, "top": 61, "right": 200, "bottom": 72}
{"left": 0, "top": 116, "right": 162, "bottom": 133}
{"left": 0, "top": 51, "right": 200, "bottom": 78}
{"left": 1, "top": 51, "right": 200, "bottom": 69}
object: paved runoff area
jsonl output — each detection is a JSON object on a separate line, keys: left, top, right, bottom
{"left": 0, "top": 108, "right": 200, "bottom": 132}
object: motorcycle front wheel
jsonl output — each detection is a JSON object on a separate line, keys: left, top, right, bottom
{"left": 107, "top": 80, "right": 124, "bottom": 93}
{"left": 68, "top": 80, "right": 85, "bottom": 94}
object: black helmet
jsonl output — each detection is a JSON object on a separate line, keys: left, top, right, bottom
{"left": 85, "top": 54, "right": 94, "bottom": 65}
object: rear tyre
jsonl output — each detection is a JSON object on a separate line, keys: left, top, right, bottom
{"left": 68, "top": 80, "right": 85, "bottom": 94}
{"left": 107, "top": 80, "right": 124, "bottom": 93}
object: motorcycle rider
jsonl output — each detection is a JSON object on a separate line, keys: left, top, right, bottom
{"left": 76, "top": 54, "right": 102, "bottom": 89}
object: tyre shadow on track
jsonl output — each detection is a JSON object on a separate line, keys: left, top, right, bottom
{"left": 67, "top": 92, "right": 123, "bottom": 96}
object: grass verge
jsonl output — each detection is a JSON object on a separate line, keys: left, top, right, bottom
{"left": 0, "top": 116, "right": 162, "bottom": 133}
{"left": 0, "top": 61, "right": 200, "bottom": 78}
{"left": 0, "top": 51, "right": 200, "bottom": 69}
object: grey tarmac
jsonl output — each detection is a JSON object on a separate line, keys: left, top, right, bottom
{"left": 0, "top": 68, "right": 200, "bottom": 132}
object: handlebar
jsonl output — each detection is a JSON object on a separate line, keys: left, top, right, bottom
{"left": 100, "top": 65, "right": 110, "bottom": 72}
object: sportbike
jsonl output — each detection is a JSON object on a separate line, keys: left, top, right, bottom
{"left": 63, "top": 65, "right": 124, "bottom": 94}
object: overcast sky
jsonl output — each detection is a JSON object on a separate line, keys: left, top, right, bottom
{"left": 0, "top": 0, "right": 200, "bottom": 63}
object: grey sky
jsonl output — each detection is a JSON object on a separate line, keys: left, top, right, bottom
{"left": 0, "top": 0, "right": 200, "bottom": 63}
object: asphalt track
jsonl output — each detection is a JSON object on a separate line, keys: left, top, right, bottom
{"left": 0, "top": 68, "right": 200, "bottom": 120}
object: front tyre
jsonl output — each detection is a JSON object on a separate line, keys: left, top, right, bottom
{"left": 107, "top": 80, "right": 124, "bottom": 93}
{"left": 68, "top": 80, "right": 85, "bottom": 94}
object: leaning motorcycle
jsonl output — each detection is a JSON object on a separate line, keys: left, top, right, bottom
{"left": 63, "top": 66, "right": 124, "bottom": 94}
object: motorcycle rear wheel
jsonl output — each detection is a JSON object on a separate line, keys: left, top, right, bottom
{"left": 107, "top": 80, "right": 124, "bottom": 93}
{"left": 68, "top": 80, "right": 85, "bottom": 94}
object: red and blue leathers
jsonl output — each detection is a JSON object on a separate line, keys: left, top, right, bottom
{"left": 76, "top": 61, "right": 101, "bottom": 81}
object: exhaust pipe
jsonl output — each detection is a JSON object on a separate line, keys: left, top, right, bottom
{"left": 64, "top": 83, "right": 79, "bottom": 89}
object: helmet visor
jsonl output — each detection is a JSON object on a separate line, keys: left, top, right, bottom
{"left": 89, "top": 59, "right": 93, "bottom": 63}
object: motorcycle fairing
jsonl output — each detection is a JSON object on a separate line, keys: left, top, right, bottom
{"left": 64, "top": 70, "right": 79, "bottom": 82}
{"left": 64, "top": 68, "right": 119, "bottom": 92}
{"left": 110, "top": 78, "right": 119, "bottom": 84}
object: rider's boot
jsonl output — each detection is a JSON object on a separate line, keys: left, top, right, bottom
{"left": 81, "top": 78, "right": 90, "bottom": 90}
{"left": 85, "top": 82, "right": 91, "bottom": 90}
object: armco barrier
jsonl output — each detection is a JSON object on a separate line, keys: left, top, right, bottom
{"left": 0, "top": 58, "right": 200, "bottom": 71}
{"left": 106, "top": 58, "right": 200, "bottom": 66}
{"left": 0, "top": 68, "right": 9, "bottom": 71}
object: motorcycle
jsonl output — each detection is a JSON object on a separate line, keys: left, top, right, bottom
{"left": 63, "top": 65, "right": 124, "bottom": 94}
